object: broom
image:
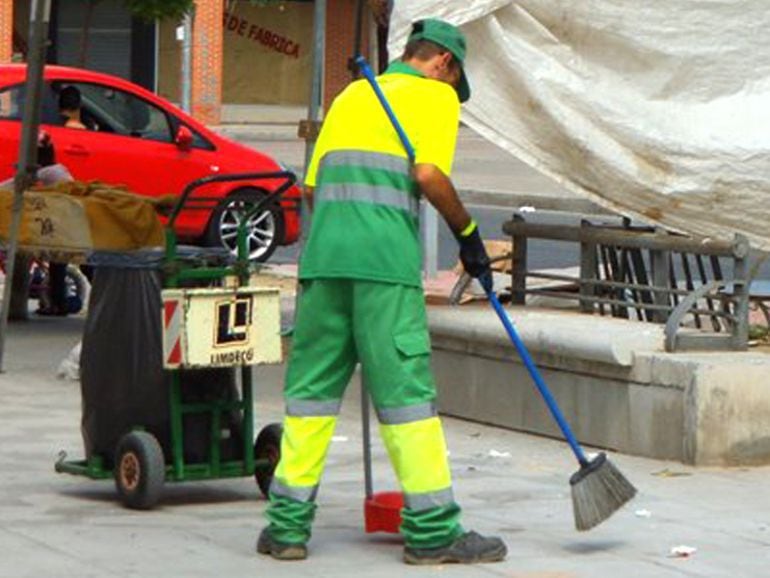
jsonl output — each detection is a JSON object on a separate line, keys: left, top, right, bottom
{"left": 486, "top": 290, "right": 637, "bottom": 530}
{"left": 355, "top": 56, "right": 636, "bottom": 530}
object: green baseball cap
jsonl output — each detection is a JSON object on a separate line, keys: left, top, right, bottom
{"left": 408, "top": 18, "right": 471, "bottom": 103}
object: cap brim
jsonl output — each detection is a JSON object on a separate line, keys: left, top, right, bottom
{"left": 457, "top": 69, "right": 470, "bottom": 103}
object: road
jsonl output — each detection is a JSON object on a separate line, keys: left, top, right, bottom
{"left": 225, "top": 124, "right": 769, "bottom": 280}
{"left": 227, "top": 125, "right": 593, "bottom": 270}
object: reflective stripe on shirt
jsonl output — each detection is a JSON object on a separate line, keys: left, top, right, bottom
{"left": 317, "top": 183, "right": 419, "bottom": 217}
{"left": 321, "top": 149, "right": 411, "bottom": 174}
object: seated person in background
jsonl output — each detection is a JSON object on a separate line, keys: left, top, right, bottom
{"left": 34, "top": 130, "right": 76, "bottom": 316}
{"left": 59, "top": 85, "right": 87, "bottom": 130}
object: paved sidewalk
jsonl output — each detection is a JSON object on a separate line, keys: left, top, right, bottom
{"left": 2, "top": 314, "right": 770, "bottom": 577}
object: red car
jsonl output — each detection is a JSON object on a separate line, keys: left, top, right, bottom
{"left": 0, "top": 64, "right": 301, "bottom": 261}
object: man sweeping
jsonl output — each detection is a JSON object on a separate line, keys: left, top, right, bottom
{"left": 258, "top": 18, "right": 507, "bottom": 565}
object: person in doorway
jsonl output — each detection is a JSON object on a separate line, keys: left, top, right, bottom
{"left": 258, "top": 18, "right": 506, "bottom": 565}
{"left": 59, "top": 85, "right": 88, "bottom": 130}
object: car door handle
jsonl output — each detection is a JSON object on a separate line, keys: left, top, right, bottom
{"left": 62, "top": 145, "right": 89, "bottom": 157}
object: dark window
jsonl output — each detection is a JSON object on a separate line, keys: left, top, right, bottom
{"left": 188, "top": 126, "right": 214, "bottom": 151}
{"left": 0, "top": 83, "right": 61, "bottom": 124}
{"left": 0, "top": 84, "right": 24, "bottom": 120}
{"left": 51, "top": 81, "right": 174, "bottom": 143}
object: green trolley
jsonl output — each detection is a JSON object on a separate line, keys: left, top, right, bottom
{"left": 56, "top": 171, "right": 296, "bottom": 509}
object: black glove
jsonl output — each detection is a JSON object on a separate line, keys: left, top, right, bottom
{"left": 455, "top": 220, "right": 493, "bottom": 293}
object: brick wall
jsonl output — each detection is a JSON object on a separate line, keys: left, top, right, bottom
{"left": 192, "top": 0, "right": 223, "bottom": 125}
{"left": 1, "top": 0, "right": 372, "bottom": 120}
{"left": 188, "top": 0, "right": 370, "bottom": 124}
{"left": 0, "top": 0, "right": 12, "bottom": 64}
{"left": 324, "top": 0, "right": 370, "bottom": 110}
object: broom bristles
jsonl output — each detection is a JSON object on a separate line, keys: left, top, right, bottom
{"left": 570, "top": 452, "right": 637, "bottom": 531}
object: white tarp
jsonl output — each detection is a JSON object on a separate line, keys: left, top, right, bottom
{"left": 389, "top": 2, "right": 770, "bottom": 251}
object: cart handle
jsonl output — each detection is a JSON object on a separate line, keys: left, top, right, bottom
{"left": 167, "top": 171, "right": 297, "bottom": 230}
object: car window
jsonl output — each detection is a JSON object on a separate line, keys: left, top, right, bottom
{"left": 188, "top": 126, "right": 215, "bottom": 151}
{"left": 0, "top": 83, "right": 61, "bottom": 123}
{"left": 52, "top": 81, "right": 173, "bottom": 143}
{"left": 0, "top": 85, "right": 22, "bottom": 119}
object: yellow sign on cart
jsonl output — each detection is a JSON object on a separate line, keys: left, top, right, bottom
{"left": 162, "top": 287, "right": 282, "bottom": 369}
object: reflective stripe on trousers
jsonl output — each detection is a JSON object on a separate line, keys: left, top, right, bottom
{"left": 270, "top": 400, "right": 341, "bottom": 502}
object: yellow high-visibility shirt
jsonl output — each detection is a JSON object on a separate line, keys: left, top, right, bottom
{"left": 301, "top": 62, "right": 461, "bottom": 287}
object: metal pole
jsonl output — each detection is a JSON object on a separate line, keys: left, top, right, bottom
{"left": 290, "top": 0, "right": 325, "bottom": 331}
{"left": 180, "top": 10, "right": 193, "bottom": 113}
{"left": 301, "top": 0, "right": 326, "bottom": 212}
{"left": 368, "top": 1, "right": 381, "bottom": 72}
{"left": 0, "top": 0, "right": 51, "bottom": 372}
{"left": 511, "top": 214, "right": 527, "bottom": 305}
{"left": 352, "top": 0, "right": 364, "bottom": 63}
{"left": 423, "top": 204, "right": 439, "bottom": 279}
{"left": 418, "top": 0, "right": 438, "bottom": 280}
{"left": 361, "top": 381, "right": 373, "bottom": 499}
{"left": 731, "top": 234, "right": 750, "bottom": 350}
{"left": 649, "top": 228, "right": 670, "bottom": 324}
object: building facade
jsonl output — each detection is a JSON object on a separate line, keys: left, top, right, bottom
{"left": 2, "top": 0, "right": 370, "bottom": 125}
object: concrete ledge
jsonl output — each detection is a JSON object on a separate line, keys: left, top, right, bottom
{"left": 429, "top": 307, "right": 664, "bottom": 366}
{"left": 428, "top": 305, "right": 770, "bottom": 465}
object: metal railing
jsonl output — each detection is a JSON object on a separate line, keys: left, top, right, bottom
{"left": 501, "top": 213, "right": 751, "bottom": 352}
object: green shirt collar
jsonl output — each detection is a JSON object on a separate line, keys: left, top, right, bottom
{"left": 384, "top": 61, "right": 424, "bottom": 78}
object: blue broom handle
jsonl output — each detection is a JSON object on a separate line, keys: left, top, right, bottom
{"left": 355, "top": 56, "right": 416, "bottom": 162}
{"left": 487, "top": 291, "right": 589, "bottom": 466}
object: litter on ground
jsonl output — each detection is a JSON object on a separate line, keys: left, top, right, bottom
{"left": 670, "top": 545, "right": 697, "bottom": 558}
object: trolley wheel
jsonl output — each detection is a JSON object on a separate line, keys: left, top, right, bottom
{"left": 254, "top": 423, "right": 283, "bottom": 498}
{"left": 114, "top": 431, "right": 165, "bottom": 510}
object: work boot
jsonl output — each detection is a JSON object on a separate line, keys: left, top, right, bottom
{"left": 256, "top": 527, "right": 308, "bottom": 561}
{"left": 403, "top": 531, "right": 507, "bottom": 565}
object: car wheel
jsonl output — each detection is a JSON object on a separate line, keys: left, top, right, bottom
{"left": 205, "top": 188, "right": 285, "bottom": 262}
{"left": 254, "top": 422, "right": 283, "bottom": 498}
{"left": 114, "top": 431, "right": 165, "bottom": 510}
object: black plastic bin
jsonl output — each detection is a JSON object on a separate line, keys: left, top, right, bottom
{"left": 80, "top": 248, "right": 243, "bottom": 468}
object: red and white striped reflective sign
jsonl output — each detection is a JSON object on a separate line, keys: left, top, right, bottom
{"left": 162, "top": 297, "right": 183, "bottom": 368}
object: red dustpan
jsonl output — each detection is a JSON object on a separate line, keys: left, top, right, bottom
{"left": 361, "top": 385, "right": 403, "bottom": 533}
{"left": 365, "top": 490, "right": 403, "bottom": 533}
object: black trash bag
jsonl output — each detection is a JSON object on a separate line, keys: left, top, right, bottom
{"left": 80, "top": 250, "right": 243, "bottom": 469}
{"left": 179, "top": 367, "right": 244, "bottom": 464}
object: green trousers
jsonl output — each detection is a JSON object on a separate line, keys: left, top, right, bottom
{"left": 264, "top": 278, "right": 463, "bottom": 549}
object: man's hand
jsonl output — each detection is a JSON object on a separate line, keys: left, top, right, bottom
{"left": 412, "top": 164, "right": 493, "bottom": 293}
{"left": 457, "top": 220, "right": 493, "bottom": 293}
